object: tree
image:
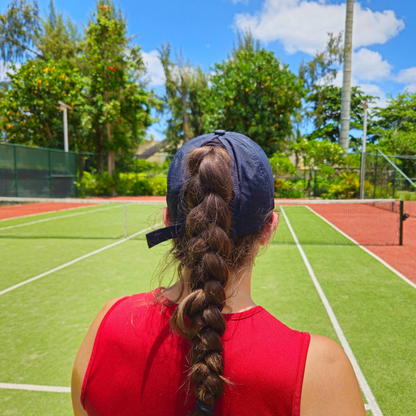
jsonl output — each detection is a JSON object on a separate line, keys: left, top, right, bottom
{"left": 0, "top": 0, "right": 81, "bottom": 63}
{"left": 0, "top": 59, "right": 90, "bottom": 151}
{"left": 37, "top": 1, "right": 84, "bottom": 70}
{"left": 159, "top": 44, "right": 209, "bottom": 152}
{"left": 299, "top": 32, "right": 343, "bottom": 90}
{"left": 82, "top": 0, "right": 156, "bottom": 176}
{"left": 339, "top": 0, "right": 355, "bottom": 150}
{"left": 228, "top": 29, "right": 260, "bottom": 60}
{"left": 371, "top": 92, "right": 416, "bottom": 180}
{"left": 307, "top": 85, "right": 376, "bottom": 149}
{"left": 205, "top": 48, "right": 304, "bottom": 156}
{"left": 0, "top": 0, "right": 43, "bottom": 62}
{"left": 371, "top": 92, "right": 416, "bottom": 155}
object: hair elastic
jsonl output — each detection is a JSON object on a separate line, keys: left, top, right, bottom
{"left": 196, "top": 400, "right": 216, "bottom": 416}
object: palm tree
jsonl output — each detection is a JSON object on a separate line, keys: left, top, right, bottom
{"left": 339, "top": 0, "right": 355, "bottom": 150}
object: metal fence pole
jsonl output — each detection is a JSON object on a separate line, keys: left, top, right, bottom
{"left": 48, "top": 149, "right": 52, "bottom": 198}
{"left": 123, "top": 203, "right": 127, "bottom": 238}
{"left": 360, "top": 101, "right": 368, "bottom": 199}
{"left": 400, "top": 200, "right": 404, "bottom": 246}
{"left": 13, "top": 145, "right": 18, "bottom": 197}
{"left": 373, "top": 153, "right": 378, "bottom": 199}
{"left": 392, "top": 157, "right": 397, "bottom": 199}
{"left": 314, "top": 169, "right": 317, "bottom": 199}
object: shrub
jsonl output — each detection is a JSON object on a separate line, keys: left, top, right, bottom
{"left": 274, "top": 179, "right": 305, "bottom": 198}
{"left": 77, "top": 171, "right": 115, "bottom": 197}
{"left": 150, "top": 177, "right": 167, "bottom": 196}
{"left": 323, "top": 172, "right": 371, "bottom": 199}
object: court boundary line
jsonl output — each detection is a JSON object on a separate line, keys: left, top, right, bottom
{"left": 0, "top": 224, "right": 160, "bottom": 297}
{"left": 306, "top": 206, "right": 416, "bottom": 290}
{"left": 0, "top": 205, "right": 117, "bottom": 231}
{"left": 0, "top": 383, "right": 70, "bottom": 393}
{"left": 281, "top": 206, "right": 383, "bottom": 416}
{"left": 0, "top": 204, "right": 98, "bottom": 222}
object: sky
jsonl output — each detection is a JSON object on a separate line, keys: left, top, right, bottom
{"left": 25, "top": 0, "right": 416, "bottom": 140}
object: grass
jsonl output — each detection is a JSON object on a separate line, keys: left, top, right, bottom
{"left": 0, "top": 202, "right": 415, "bottom": 415}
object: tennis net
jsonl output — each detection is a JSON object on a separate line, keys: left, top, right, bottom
{"left": 0, "top": 197, "right": 406, "bottom": 246}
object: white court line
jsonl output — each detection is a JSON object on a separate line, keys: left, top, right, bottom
{"left": 306, "top": 206, "right": 416, "bottom": 291}
{"left": 0, "top": 205, "right": 117, "bottom": 231}
{"left": 0, "top": 224, "right": 159, "bottom": 297}
{"left": 0, "top": 383, "right": 70, "bottom": 393}
{"left": 0, "top": 205, "right": 93, "bottom": 222}
{"left": 281, "top": 206, "right": 383, "bottom": 416}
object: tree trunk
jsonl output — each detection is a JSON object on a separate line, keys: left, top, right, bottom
{"left": 106, "top": 122, "right": 116, "bottom": 196}
{"left": 339, "top": 0, "right": 354, "bottom": 150}
{"left": 181, "top": 75, "right": 190, "bottom": 142}
{"left": 96, "top": 125, "right": 104, "bottom": 174}
{"left": 78, "top": 153, "right": 85, "bottom": 181}
{"left": 107, "top": 122, "right": 114, "bottom": 177}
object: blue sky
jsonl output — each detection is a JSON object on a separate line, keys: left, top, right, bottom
{"left": 36, "top": 0, "right": 416, "bottom": 141}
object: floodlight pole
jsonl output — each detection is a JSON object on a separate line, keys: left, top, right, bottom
{"left": 58, "top": 101, "right": 73, "bottom": 152}
{"left": 360, "top": 101, "right": 368, "bottom": 199}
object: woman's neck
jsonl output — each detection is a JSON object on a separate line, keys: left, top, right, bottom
{"left": 162, "top": 264, "right": 257, "bottom": 314}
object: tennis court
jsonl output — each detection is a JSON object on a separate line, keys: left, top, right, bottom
{"left": 0, "top": 198, "right": 415, "bottom": 415}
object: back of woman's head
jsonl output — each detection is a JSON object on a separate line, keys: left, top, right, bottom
{"left": 146, "top": 131, "right": 275, "bottom": 415}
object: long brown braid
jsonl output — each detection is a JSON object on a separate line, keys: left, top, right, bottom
{"left": 169, "top": 144, "right": 268, "bottom": 415}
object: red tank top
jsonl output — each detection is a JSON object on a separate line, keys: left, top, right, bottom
{"left": 81, "top": 290, "right": 310, "bottom": 416}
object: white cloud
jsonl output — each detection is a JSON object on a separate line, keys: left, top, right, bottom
{"left": 142, "top": 50, "right": 166, "bottom": 87}
{"left": 395, "top": 67, "right": 416, "bottom": 93}
{"left": 234, "top": 0, "right": 404, "bottom": 55}
{"left": 396, "top": 67, "right": 416, "bottom": 84}
{"left": 358, "top": 83, "right": 387, "bottom": 107}
{"left": 352, "top": 48, "right": 392, "bottom": 81}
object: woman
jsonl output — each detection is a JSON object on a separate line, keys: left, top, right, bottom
{"left": 72, "top": 131, "right": 366, "bottom": 416}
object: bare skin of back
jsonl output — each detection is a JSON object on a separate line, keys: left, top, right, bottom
{"left": 72, "top": 211, "right": 366, "bottom": 416}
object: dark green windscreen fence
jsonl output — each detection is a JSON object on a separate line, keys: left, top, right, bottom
{"left": 0, "top": 143, "right": 77, "bottom": 198}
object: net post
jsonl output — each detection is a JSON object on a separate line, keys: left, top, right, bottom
{"left": 400, "top": 200, "right": 404, "bottom": 246}
{"left": 392, "top": 157, "right": 397, "bottom": 199}
{"left": 123, "top": 202, "right": 127, "bottom": 238}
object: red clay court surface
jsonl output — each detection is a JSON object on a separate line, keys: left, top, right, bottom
{"left": 1, "top": 197, "right": 415, "bottom": 285}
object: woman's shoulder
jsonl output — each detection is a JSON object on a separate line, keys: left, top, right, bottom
{"left": 71, "top": 291, "right": 161, "bottom": 415}
{"left": 300, "top": 334, "right": 366, "bottom": 416}
{"left": 71, "top": 297, "right": 125, "bottom": 415}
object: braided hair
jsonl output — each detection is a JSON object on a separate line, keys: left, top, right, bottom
{"left": 169, "top": 144, "right": 268, "bottom": 415}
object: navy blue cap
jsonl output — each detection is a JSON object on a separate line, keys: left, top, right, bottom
{"left": 146, "top": 131, "right": 275, "bottom": 248}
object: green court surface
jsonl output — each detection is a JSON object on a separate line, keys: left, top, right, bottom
{"left": 0, "top": 203, "right": 415, "bottom": 415}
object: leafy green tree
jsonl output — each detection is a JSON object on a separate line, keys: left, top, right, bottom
{"left": 0, "top": 0, "right": 81, "bottom": 62}
{"left": 291, "top": 138, "right": 346, "bottom": 169}
{"left": 307, "top": 85, "right": 376, "bottom": 149}
{"left": 0, "top": 59, "right": 90, "bottom": 151}
{"left": 82, "top": 0, "right": 156, "bottom": 175}
{"left": 269, "top": 153, "right": 297, "bottom": 176}
{"left": 38, "top": 1, "right": 84, "bottom": 69}
{"left": 371, "top": 92, "right": 416, "bottom": 155}
{"left": 299, "top": 32, "right": 344, "bottom": 90}
{"left": 205, "top": 48, "right": 304, "bottom": 156}
{"left": 0, "top": 0, "right": 43, "bottom": 62}
{"left": 159, "top": 44, "right": 209, "bottom": 151}
{"left": 228, "top": 29, "right": 260, "bottom": 60}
